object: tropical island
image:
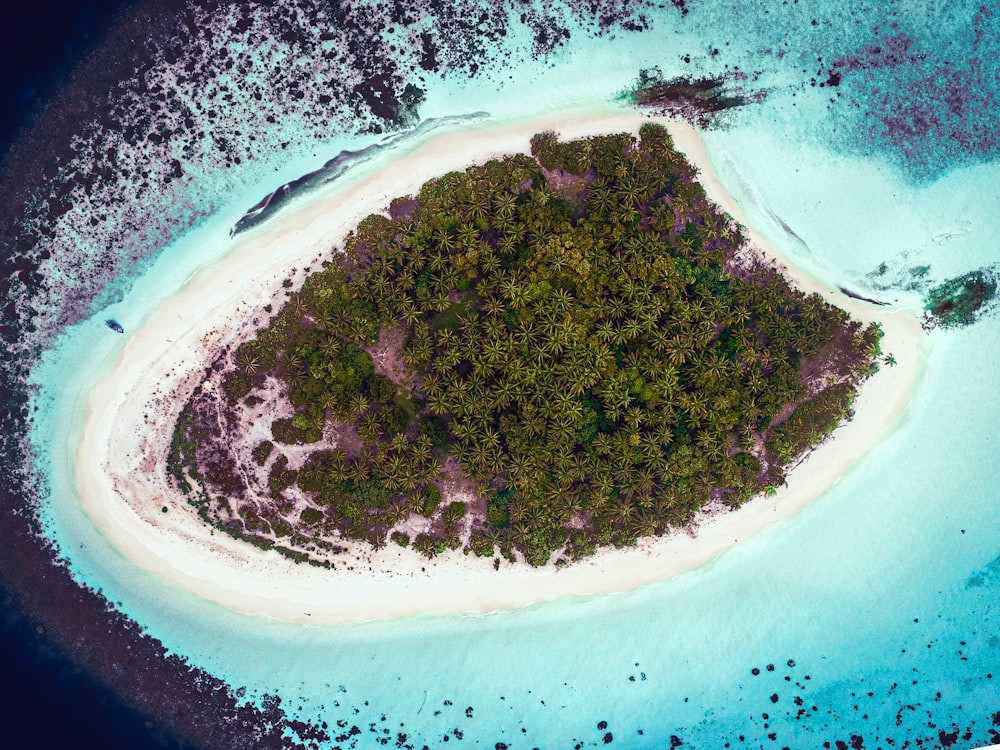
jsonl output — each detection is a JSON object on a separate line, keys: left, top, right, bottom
{"left": 168, "top": 124, "right": 882, "bottom": 569}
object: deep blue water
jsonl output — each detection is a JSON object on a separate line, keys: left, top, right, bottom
{"left": 0, "top": 2, "right": 186, "bottom": 746}
{"left": 2, "top": 1, "right": 999, "bottom": 749}
{"left": 0, "top": 0, "right": 144, "bottom": 144}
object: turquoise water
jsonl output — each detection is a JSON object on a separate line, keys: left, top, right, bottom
{"left": 24, "top": 1, "right": 1000, "bottom": 747}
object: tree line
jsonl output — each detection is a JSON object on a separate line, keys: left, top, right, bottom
{"left": 170, "top": 123, "right": 881, "bottom": 567}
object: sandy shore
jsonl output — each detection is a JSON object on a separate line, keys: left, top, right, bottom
{"left": 74, "top": 107, "right": 925, "bottom": 624}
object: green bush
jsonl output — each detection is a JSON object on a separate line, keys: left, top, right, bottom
{"left": 251, "top": 440, "right": 274, "bottom": 466}
{"left": 271, "top": 416, "right": 320, "bottom": 445}
{"left": 268, "top": 455, "right": 297, "bottom": 494}
{"left": 417, "top": 415, "right": 448, "bottom": 448}
{"left": 378, "top": 405, "right": 410, "bottom": 436}
{"left": 222, "top": 371, "right": 251, "bottom": 403}
{"left": 486, "top": 489, "right": 512, "bottom": 528}
{"left": 299, "top": 507, "right": 324, "bottom": 525}
{"left": 468, "top": 530, "right": 497, "bottom": 557}
{"left": 420, "top": 484, "right": 442, "bottom": 517}
{"left": 366, "top": 373, "right": 397, "bottom": 404}
{"left": 349, "top": 478, "right": 396, "bottom": 510}
{"left": 443, "top": 500, "right": 467, "bottom": 525}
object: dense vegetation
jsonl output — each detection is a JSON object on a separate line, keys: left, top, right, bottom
{"left": 170, "top": 124, "right": 881, "bottom": 567}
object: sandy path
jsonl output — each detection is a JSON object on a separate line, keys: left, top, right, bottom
{"left": 73, "top": 107, "right": 925, "bottom": 624}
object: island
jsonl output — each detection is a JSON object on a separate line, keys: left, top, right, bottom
{"left": 167, "top": 124, "right": 883, "bottom": 570}
{"left": 73, "top": 111, "right": 922, "bottom": 622}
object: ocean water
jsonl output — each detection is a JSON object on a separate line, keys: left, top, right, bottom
{"left": 6, "top": 1, "right": 1000, "bottom": 748}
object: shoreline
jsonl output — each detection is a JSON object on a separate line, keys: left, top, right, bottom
{"left": 73, "top": 107, "right": 925, "bottom": 624}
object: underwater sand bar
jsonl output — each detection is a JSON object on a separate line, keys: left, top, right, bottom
{"left": 74, "top": 108, "right": 925, "bottom": 624}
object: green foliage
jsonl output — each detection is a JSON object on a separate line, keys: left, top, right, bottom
{"left": 268, "top": 455, "right": 297, "bottom": 494}
{"left": 766, "top": 383, "right": 856, "bottom": 464}
{"left": 468, "top": 530, "right": 497, "bottom": 557}
{"left": 391, "top": 531, "right": 410, "bottom": 547}
{"left": 378, "top": 405, "right": 411, "bottom": 436}
{"left": 417, "top": 415, "right": 448, "bottom": 448}
{"left": 222, "top": 371, "right": 251, "bottom": 403}
{"left": 443, "top": 501, "right": 467, "bottom": 525}
{"left": 529, "top": 131, "right": 591, "bottom": 174}
{"left": 413, "top": 532, "right": 447, "bottom": 558}
{"left": 486, "top": 489, "right": 512, "bottom": 528}
{"left": 166, "top": 404, "right": 198, "bottom": 494}
{"left": 271, "top": 416, "right": 321, "bottom": 445}
{"left": 251, "top": 440, "right": 274, "bottom": 466}
{"left": 180, "top": 128, "right": 879, "bottom": 567}
{"left": 366, "top": 373, "right": 397, "bottom": 403}
{"left": 349, "top": 478, "right": 396, "bottom": 510}
{"left": 421, "top": 484, "right": 442, "bottom": 516}
{"left": 299, "top": 507, "right": 324, "bottom": 525}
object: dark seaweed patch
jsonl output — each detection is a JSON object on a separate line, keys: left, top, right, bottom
{"left": 624, "top": 67, "right": 758, "bottom": 127}
{"left": 924, "top": 269, "right": 998, "bottom": 329}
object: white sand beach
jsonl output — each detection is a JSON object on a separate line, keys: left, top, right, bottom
{"left": 73, "top": 108, "right": 925, "bottom": 624}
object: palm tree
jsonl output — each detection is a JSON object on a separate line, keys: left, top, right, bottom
{"left": 469, "top": 193, "right": 491, "bottom": 222}
{"left": 480, "top": 250, "right": 502, "bottom": 276}
{"left": 411, "top": 435, "right": 434, "bottom": 462}
{"left": 289, "top": 296, "right": 307, "bottom": 319}
{"left": 498, "top": 232, "right": 519, "bottom": 255}
{"left": 433, "top": 226, "right": 455, "bottom": 253}
{"left": 450, "top": 418, "right": 475, "bottom": 444}
{"left": 384, "top": 501, "right": 410, "bottom": 527}
{"left": 479, "top": 426, "right": 501, "bottom": 450}
{"left": 320, "top": 392, "right": 341, "bottom": 419}
{"left": 382, "top": 454, "right": 408, "bottom": 491}
{"left": 481, "top": 525, "right": 504, "bottom": 554}
{"left": 490, "top": 378, "right": 516, "bottom": 410}
{"left": 507, "top": 498, "right": 530, "bottom": 525}
{"left": 629, "top": 511, "right": 658, "bottom": 538}
{"left": 357, "top": 412, "right": 381, "bottom": 442}
{"left": 509, "top": 524, "right": 532, "bottom": 553}
{"left": 609, "top": 498, "right": 635, "bottom": 526}
{"left": 621, "top": 317, "right": 642, "bottom": 341}
{"left": 593, "top": 320, "right": 616, "bottom": 344}
{"left": 617, "top": 178, "right": 645, "bottom": 209}
{"left": 238, "top": 351, "right": 259, "bottom": 375}
{"left": 347, "top": 457, "right": 371, "bottom": 482}
{"left": 457, "top": 223, "right": 479, "bottom": 246}
{"left": 589, "top": 186, "right": 614, "bottom": 214}
{"left": 624, "top": 406, "right": 646, "bottom": 431}
{"left": 318, "top": 336, "right": 342, "bottom": 360}
{"left": 401, "top": 301, "right": 422, "bottom": 327}
{"left": 350, "top": 393, "right": 370, "bottom": 418}
{"left": 494, "top": 192, "right": 517, "bottom": 220}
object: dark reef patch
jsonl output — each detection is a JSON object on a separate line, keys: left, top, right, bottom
{"left": 965, "top": 553, "right": 1000, "bottom": 589}
{"left": 625, "top": 67, "right": 759, "bottom": 127}
{"left": 231, "top": 112, "right": 489, "bottom": 237}
{"left": 819, "top": 6, "right": 1000, "bottom": 181}
{"left": 0, "top": 446, "right": 323, "bottom": 747}
{"left": 924, "top": 269, "right": 998, "bottom": 329}
{"left": 688, "top": 652, "right": 1000, "bottom": 748}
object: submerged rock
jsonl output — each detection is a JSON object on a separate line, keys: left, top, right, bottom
{"left": 924, "top": 269, "right": 998, "bottom": 328}
{"left": 624, "top": 67, "right": 757, "bottom": 127}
